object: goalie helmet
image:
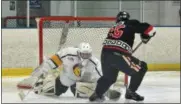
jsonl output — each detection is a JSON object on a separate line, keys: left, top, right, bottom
{"left": 116, "top": 11, "right": 130, "bottom": 23}
{"left": 77, "top": 42, "right": 92, "bottom": 59}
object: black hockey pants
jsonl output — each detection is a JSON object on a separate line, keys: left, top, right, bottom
{"left": 55, "top": 77, "right": 76, "bottom": 96}
{"left": 95, "top": 51, "right": 148, "bottom": 97}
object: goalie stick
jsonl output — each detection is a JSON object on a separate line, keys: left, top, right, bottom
{"left": 18, "top": 74, "right": 44, "bottom": 101}
{"left": 57, "top": 21, "right": 69, "bottom": 51}
{"left": 18, "top": 21, "right": 70, "bottom": 101}
{"left": 124, "top": 41, "right": 143, "bottom": 88}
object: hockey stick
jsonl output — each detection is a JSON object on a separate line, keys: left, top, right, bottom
{"left": 124, "top": 41, "right": 143, "bottom": 88}
{"left": 132, "top": 32, "right": 155, "bottom": 53}
{"left": 74, "top": 41, "right": 147, "bottom": 100}
{"left": 132, "top": 41, "right": 143, "bottom": 53}
{"left": 17, "top": 61, "right": 49, "bottom": 100}
{"left": 124, "top": 37, "right": 152, "bottom": 87}
{"left": 57, "top": 22, "right": 69, "bottom": 51}
{"left": 76, "top": 41, "right": 145, "bottom": 99}
{"left": 18, "top": 22, "right": 70, "bottom": 101}
{"left": 18, "top": 74, "right": 44, "bottom": 101}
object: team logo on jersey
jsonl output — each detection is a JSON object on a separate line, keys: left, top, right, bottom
{"left": 68, "top": 57, "right": 74, "bottom": 61}
{"left": 73, "top": 64, "right": 81, "bottom": 77}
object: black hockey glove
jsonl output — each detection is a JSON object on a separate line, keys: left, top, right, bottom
{"left": 141, "top": 32, "right": 156, "bottom": 44}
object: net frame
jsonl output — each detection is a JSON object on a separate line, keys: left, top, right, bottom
{"left": 36, "top": 16, "right": 128, "bottom": 86}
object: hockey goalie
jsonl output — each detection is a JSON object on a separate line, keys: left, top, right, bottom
{"left": 17, "top": 42, "right": 121, "bottom": 99}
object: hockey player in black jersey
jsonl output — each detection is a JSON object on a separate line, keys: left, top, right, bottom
{"left": 89, "top": 11, "right": 156, "bottom": 102}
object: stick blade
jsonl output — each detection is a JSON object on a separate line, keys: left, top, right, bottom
{"left": 18, "top": 89, "right": 25, "bottom": 101}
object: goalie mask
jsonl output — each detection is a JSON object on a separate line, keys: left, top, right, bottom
{"left": 77, "top": 42, "right": 92, "bottom": 59}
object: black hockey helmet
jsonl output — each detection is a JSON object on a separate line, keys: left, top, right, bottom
{"left": 116, "top": 11, "right": 130, "bottom": 23}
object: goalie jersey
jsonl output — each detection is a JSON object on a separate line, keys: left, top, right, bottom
{"left": 51, "top": 47, "right": 102, "bottom": 87}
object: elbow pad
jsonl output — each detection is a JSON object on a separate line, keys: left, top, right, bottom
{"left": 49, "top": 54, "right": 63, "bottom": 69}
{"left": 31, "top": 55, "right": 62, "bottom": 77}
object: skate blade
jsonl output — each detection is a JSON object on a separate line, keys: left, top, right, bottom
{"left": 89, "top": 99, "right": 105, "bottom": 103}
{"left": 124, "top": 99, "right": 144, "bottom": 104}
{"left": 89, "top": 98, "right": 105, "bottom": 103}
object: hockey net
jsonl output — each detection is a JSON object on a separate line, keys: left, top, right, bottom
{"left": 17, "top": 16, "right": 128, "bottom": 89}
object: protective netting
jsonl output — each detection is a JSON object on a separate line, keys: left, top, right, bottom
{"left": 4, "top": 16, "right": 37, "bottom": 28}
{"left": 38, "top": 17, "right": 115, "bottom": 61}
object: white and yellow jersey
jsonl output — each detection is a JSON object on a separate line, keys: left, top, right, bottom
{"left": 48, "top": 47, "right": 102, "bottom": 87}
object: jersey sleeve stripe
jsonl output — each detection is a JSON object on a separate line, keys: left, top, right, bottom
{"left": 95, "top": 67, "right": 102, "bottom": 77}
{"left": 144, "top": 25, "right": 153, "bottom": 35}
{"left": 60, "top": 54, "right": 78, "bottom": 59}
{"left": 89, "top": 59, "right": 96, "bottom": 66}
{"left": 89, "top": 59, "right": 102, "bottom": 77}
{"left": 47, "top": 59, "right": 57, "bottom": 69}
{"left": 50, "top": 54, "right": 63, "bottom": 67}
{"left": 122, "top": 55, "right": 131, "bottom": 66}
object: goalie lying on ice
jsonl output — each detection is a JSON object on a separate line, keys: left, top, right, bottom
{"left": 18, "top": 42, "right": 121, "bottom": 99}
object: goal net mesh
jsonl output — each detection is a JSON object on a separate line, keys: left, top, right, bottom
{"left": 36, "top": 16, "right": 128, "bottom": 88}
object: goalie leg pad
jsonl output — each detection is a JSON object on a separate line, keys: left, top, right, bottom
{"left": 34, "top": 74, "right": 55, "bottom": 96}
{"left": 75, "top": 82, "right": 96, "bottom": 98}
{"left": 75, "top": 82, "right": 121, "bottom": 99}
{"left": 17, "top": 76, "right": 39, "bottom": 89}
{"left": 34, "top": 74, "right": 68, "bottom": 96}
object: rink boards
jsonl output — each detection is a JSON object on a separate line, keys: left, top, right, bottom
{"left": 2, "top": 27, "right": 180, "bottom": 76}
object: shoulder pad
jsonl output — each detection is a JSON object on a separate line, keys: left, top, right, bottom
{"left": 127, "top": 19, "right": 140, "bottom": 25}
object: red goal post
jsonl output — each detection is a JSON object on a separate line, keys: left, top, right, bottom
{"left": 35, "top": 16, "right": 128, "bottom": 86}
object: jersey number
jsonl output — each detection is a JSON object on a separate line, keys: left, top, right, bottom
{"left": 109, "top": 24, "right": 125, "bottom": 38}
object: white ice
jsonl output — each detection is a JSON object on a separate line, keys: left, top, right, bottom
{"left": 2, "top": 71, "right": 180, "bottom": 103}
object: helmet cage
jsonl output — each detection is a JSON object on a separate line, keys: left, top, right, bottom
{"left": 78, "top": 51, "right": 92, "bottom": 59}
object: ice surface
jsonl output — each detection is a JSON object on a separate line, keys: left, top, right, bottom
{"left": 2, "top": 71, "right": 180, "bottom": 103}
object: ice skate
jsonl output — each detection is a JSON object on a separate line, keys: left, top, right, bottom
{"left": 125, "top": 89, "right": 144, "bottom": 101}
{"left": 89, "top": 92, "right": 105, "bottom": 102}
